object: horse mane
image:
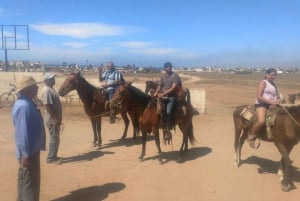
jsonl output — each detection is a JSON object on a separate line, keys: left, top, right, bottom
{"left": 128, "top": 84, "right": 153, "bottom": 106}
{"left": 72, "top": 72, "right": 98, "bottom": 107}
{"left": 76, "top": 73, "right": 97, "bottom": 92}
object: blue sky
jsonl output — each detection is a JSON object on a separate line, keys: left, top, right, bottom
{"left": 1, "top": 0, "right": 300, "bottom": 68}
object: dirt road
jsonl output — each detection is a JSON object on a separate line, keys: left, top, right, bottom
{"left": 0, "top": 72, "right": 299, "bottom": 201}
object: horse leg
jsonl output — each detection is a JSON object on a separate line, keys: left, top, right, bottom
{"left": 274, "top": 142, "right": 293, "bottom": 191}
{"left": 91, "top": 118, "right": 102, "bottom": 149}
{"left": 120, "top": 111, "right": 129, "bottom": 140}
{"left": 233, "top": 113, "right": 244, "bottom": 168}
{"left": 153, "top": 128, "right": 163, "bottom": 163}
{"left": 128, "top": 111, "right": 139, "bottom": 140}
{"left": 91, "top": 120, "right": 98, "bottom": 147}
{"left": 139, "top": 129, "right": 147, "bottom": 161}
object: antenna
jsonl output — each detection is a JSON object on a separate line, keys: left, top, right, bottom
{"left": 1, "top": 25, "right": 30, "bottom": 71}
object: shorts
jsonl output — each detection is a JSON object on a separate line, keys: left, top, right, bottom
{"left": 255, "top": 102, "right": 270, "bottom": 109}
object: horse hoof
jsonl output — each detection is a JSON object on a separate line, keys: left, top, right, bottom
{"left": 280, "top": 181, "right": 291, "bottom": 192}
{"left": 139, "top": 156, "right": 144, "bottom": 161}
{"left": 94, "top": 145, "right": 101, "bottom": 150}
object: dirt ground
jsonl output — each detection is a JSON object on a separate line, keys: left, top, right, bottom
{"left": 1, "top": 71, "right": 300, "bottom": 201}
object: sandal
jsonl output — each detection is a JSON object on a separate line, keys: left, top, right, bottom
{"left": 248, "top": 134, "right": 260, "bottom": 149}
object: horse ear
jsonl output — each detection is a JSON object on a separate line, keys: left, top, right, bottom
{"left": 76, "top": 71, "right": 81, "bottom": 77}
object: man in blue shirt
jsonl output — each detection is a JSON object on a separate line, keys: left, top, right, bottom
{"left": 12, "top": 76, "right": 45, "bottom": 201}
{"left": 100, "top": 61, "right": 124, "bottom": 123}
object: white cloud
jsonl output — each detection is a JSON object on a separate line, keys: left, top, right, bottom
{"left": 64, "top": 42, "right": 88, "bottom": 48}
{"left": 30, "top": 23, "right": 136, "bottom": 39}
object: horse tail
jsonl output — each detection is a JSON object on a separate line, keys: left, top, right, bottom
{"left": 188, "top": 122, "right": 196, "bottom": 145}
{"left": 186, "top": 88, "right": 191, "bottom": 105}
{"left": 134, "top": 113, "right": 140, "bottom": 134}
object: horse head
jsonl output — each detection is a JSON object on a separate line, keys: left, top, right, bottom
{"left": 288, "top": 92, "right": 300, "bottom": 104}
{"left": 110, "top": 83, "right": 129, "bottom": 112}
{"left": 145, "top": 80, "right": 158, "bottom": 94}
{"left": 58, "top": 72, "right": 80, "bottom": 96}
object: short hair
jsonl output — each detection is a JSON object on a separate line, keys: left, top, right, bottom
{"left": 164, "top": 62, "right": 172, "bottom": 68}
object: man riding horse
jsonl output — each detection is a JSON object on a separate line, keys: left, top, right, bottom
{"left": 154, "top": 62, "right": 183, "bottom": 135}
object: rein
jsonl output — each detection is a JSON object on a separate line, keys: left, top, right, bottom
{"left": 280, "top": 104, "right": 300, "bottom": 127}
{"left": 89, "top": 111, "right": 121, "bottom": 121}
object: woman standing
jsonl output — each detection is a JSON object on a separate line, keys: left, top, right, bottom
{"left": 248, "top": 68, "right": 281, "bottom": 148}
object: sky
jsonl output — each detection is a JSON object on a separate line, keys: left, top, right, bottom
{"left": 1, "top": 0, "right": 300, "bottom": 68}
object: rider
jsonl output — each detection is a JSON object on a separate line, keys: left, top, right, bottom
{"left": 248, "top": 68, "right": 281, "bottom": 148}
{"left": 100, "top": 61, "right": 125, "bottom": 123}
{"left": 154, "top": 62, "right": 182, "bottom": 132}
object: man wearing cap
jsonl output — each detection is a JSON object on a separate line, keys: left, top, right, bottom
{"left": 41, "top": 72, "right": 62, "bottom": 164}
{"left": 12, "top": 76, "right": 46, "bottom": 201}
{"left": 154, "top": 62, "right": 182, "bottom": 133}
{"left": 100, "top": 61, "right": 125, "bottom": 123}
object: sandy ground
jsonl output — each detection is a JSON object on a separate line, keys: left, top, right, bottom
{"left": 1, "top": 71, "right": 300, "bottom": 201}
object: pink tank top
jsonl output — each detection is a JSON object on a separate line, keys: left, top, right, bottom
{"left": 255, "top": 80, "right": 277, "bottom": 104}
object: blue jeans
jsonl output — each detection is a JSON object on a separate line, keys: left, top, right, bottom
{"left": 108, "top": 89, "right": 116, "bottom": 122}
{"left": 165, "top": 97, "right": 176, "bottom": 130}
{"left": 46, "top": 122, "right": 61, "bottom": 161}
{"left": 108, "top": 89, "right": 115, "bottom": 100}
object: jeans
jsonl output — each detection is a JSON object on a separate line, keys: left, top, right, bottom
{"left": 108, "top": 89, "right": 115, "bottom": 100}
{"left": 108, "top": 89, "right": 116, "bottom": 123}
{"left": 165, "top": 97, "right": 176, "bottom": 130}
{"left": 46, "top": 122, "right": 61, "bottom": 161}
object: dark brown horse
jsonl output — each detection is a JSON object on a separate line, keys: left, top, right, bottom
{"left": 58, "top": 72, "right": 138, "bottom": 149}
{"left": 233, "top": 104, "right": 300, "bottom": 191}
{"left": 110, "top": 82, "right": 196, "bottom": 162}
{"left": 145, "top": 80, "right": 191, "bottom": 105}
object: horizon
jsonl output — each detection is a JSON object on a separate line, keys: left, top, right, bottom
{"left": 1, "top": 0, "right": 300, "bottom": 68}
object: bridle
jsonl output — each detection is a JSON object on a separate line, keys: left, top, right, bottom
{"left": 111, "top": 85, "right": 129, "bottom": 110}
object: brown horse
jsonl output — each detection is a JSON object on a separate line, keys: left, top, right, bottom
{"left": 288, "top": 92, "right": 300, "bottom": 104}
{"left": 233, "top": 104, "right": 300, "bottom": 191}
{"left": 145, "top": 80, "right": 191, "bottom": 105}
{"left": 110, "top": 82, "right": 196, "bottom": 162}
{"left": 58, "top": 72, "right": 138, "bottom": 149}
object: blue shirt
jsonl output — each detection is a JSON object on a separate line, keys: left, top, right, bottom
{"left": 12, "top": 95, "right": 46, "bottom": 159}
{"left": 101, "top": 68, "right": 124, "bottom": 91}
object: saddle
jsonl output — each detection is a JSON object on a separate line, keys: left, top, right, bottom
{"left": 156, "top": 97, "right": 191, "bottom": 131}
{"left": 240, "top": 105, "right": 279, "bottom": 139}
{"left": 92, "top": 88, "right": 109, "bottom": 110}
{"left": 156, "top": 98, "right": 175, "bottom": 130}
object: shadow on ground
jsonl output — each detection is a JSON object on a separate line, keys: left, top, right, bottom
{"left": 61, "top": 150, "right": 114, "bottom": 164}
{"left": 243, "top": 155, "right": 300, "bottom": 183}
{"left": 142, "top": 146, "right": 212, "bottom": 164}
{"left": 50, "top": 182, "right": 126, "bottom": 201}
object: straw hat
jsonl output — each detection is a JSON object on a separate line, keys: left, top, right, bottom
{"left": 43, "top": 72, "right": 56, "bottom": 81}
{"left": 16, "top": 76, "right": 41, "bottom": 92}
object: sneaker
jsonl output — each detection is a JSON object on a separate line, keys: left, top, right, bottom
{"left": 47, "top": 157, "right": 62, "bottom": 165}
